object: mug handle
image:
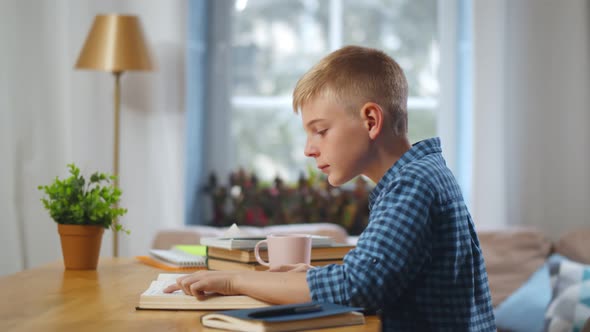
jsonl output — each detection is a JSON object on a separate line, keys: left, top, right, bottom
{"left": 254, "top": 240, "right": 270, "bottom": 266}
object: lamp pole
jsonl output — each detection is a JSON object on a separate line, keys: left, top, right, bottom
{"left": 113, "top": 71, "right": 122, "bottom": 257}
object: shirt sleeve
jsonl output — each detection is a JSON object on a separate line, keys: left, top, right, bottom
{"left": 307, "top": 176, "right": 435, "bottom": 310}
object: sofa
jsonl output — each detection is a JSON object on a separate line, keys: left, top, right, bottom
{"left": 152, "top": 224, "right": 590, "bottom": 331}
{"left": 482, "top": 227, "right": 590, "bottom": 332}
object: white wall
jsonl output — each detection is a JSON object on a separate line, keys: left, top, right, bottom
{"left": 504, "top": 0, "right": 590, "bottom": 237}
{"left": 0, "top": 0, "right": 187, "bottom": 275}
{"left": 472, "top": 0, "right": 590, "bottom": 238}
{"left": 2, "top": 0, "right": 589, "bottom": 276}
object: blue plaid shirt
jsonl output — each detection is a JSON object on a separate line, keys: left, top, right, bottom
{"left": 307, "top": 138, "right": 496, "bottom": 331}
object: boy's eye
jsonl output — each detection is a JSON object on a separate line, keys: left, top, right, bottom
{"left": 316, "top": 129, "right": 327, "bottom": 136}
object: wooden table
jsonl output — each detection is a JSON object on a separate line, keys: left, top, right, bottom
{"left": 0, "top": 258, "right": 380, "bottom": 332}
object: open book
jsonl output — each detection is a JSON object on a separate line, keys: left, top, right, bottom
{"left": 136, "top": 273, "right": 270, "bottom": 310}
{"left": 201, "top": 302, "right": 365, "bottom": 332}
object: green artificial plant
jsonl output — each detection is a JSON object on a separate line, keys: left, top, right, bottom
{"left": 38, "top": 163, "right": 129, "bottom": 234}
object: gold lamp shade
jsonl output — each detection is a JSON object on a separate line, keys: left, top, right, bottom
{"left": 75, "top": 14, "right": 154, "bottom": 72}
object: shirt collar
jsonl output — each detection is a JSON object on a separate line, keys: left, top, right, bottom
{"left": 368, "top": 137, "right": 442, "bottom": 210}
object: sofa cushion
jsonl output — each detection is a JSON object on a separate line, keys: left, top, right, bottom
{"left": 495, "top": 254, "right": 564, "bottom": 332}
{"left": 554, "top": 228, "right": 590, "bottom": 265}
{"left": 545, "top": 258, "right": 590, "bottom": 331}
{"left": 478, "top": 228, "right": 552, "bottom": 307}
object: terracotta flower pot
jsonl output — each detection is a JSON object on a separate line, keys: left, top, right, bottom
{"left": 57, "top": 224, "right": 105, "bottom": 270}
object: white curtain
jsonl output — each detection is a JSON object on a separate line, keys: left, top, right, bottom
{"left": 471, "top": 0, "right": 590, "bottom": 237}
{"left": 0, "top": 0, "right": 187, "bottom": 275}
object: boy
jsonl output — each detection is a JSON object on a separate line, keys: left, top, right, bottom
{"left": 165, "top": 46, "right": 496, "bottom": 331}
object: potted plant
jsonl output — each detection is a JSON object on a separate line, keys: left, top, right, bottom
{"left": 38, "top": 163, "right": 129, "bottom": 270}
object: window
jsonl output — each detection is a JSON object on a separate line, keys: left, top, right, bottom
{"left": 230, "top": 0, "right": 439, "bottom": 183}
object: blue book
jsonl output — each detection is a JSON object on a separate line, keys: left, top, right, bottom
{"left": 200, "top": 302, "right": 365, "bottom": 332}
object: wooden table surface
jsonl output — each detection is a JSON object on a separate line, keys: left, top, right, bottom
{"left": 0, "top": 257, "right": 380, "bottom": 332}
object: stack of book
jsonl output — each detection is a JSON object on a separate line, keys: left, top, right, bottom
{"left": 137, "top": 236, "right": 354, "bottom": 272}
{"left": 201, "top": 236, "right": 354, "bottom": 271}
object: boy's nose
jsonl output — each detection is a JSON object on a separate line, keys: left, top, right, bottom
{"left": 304, "top": 140, "right": 319, "bottom": 157}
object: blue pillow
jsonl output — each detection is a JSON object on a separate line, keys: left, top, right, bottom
{"left": 544, "top": 258, "right": 590, "bottom": 332}
{"left": 495, "top": 254, "right": 564, "bottom": 332}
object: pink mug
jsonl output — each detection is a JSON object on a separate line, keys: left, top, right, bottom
{"left": 254, "top": 234, "right": 312, "bottom": 268}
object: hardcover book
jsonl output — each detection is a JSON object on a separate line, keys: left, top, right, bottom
{"left": 136, "top": 273, "right": 270, "bottom": 310}
{"left": 207, "top": 258, "right": 343, "bottom": 272}
{"left": 200, "top": 302, "right": 365, "bottom": 332}
{"left": 207, "top": 244, "right": 355, "bottom": 263}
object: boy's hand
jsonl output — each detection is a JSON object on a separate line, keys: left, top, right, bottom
{"left": 268, "top": 263, "right": 314, "bottom": 273}
{"left": 163, "top": 271, "right": 243, "bottom": 299}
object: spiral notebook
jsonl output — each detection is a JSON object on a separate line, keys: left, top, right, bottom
{"left": 148, "top": 248, "right": 207, "bottom": 267}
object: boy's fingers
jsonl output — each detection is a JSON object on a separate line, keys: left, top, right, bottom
{"left": 175, "top": 272, "right": 204, "bottom": 295}
{"left": 288, "top": 264, "right": 314, "bottom": 272}
{"left": 195, "top": 290, "right": 208, "bottom": 301}
{"left": 268, "top": 264, "right": 296, "bottom": 272}
{"left": 191, "top": 282, "right": 210, "bottom": 299}
{"left": 180, "top": 277, "right": 198, "bottom": 296}
{"left": 180, "top": 273, "right": 209, "bottom": 296}
{"left": 163, "top": 283, "right": 181, "bottom": 293}
{"left": 268, "top": 263, "right": 312, "bottom": 272}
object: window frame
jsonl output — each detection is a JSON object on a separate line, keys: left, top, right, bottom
{"left": 186, "top": 0, "right": 472, "bottom": 224}
{"left": 230, "top": 0, "right": 445, "bottom": 181}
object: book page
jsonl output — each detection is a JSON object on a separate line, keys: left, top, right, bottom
{"left": 141, "top": 274, "right": 189, "bottom": 296}
{"left": 146, "top": 274, "right": 219, "bottom": 297}
{"left": 142, "top": 280, "right": 187, "bottom": 296}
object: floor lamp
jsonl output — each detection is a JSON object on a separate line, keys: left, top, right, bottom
{"left": 75, "top": 14, "right": 154, "bottom": 257}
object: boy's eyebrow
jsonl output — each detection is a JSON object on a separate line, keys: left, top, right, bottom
{"left": 304, "top": 118, "right": 326, "bottom": 129}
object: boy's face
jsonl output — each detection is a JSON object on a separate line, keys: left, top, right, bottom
{"left": 301, "top": 96, "right": 372, "bottom": 187}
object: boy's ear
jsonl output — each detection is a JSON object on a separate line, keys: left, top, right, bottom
{"left": 360, "top": 102, "right": 383, "bottom": 140}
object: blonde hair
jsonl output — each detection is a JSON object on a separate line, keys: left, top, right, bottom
{"left": 292, "top": 45, "right": 408, "bottom": 136}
